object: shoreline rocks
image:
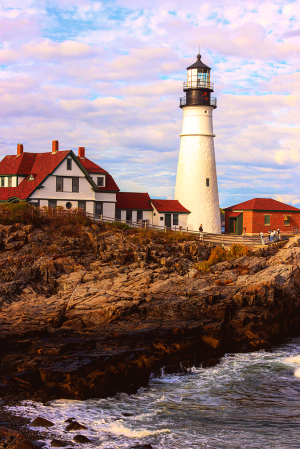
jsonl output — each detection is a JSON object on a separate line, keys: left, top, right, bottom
{"left": 1, "top": 224, "right": 300, "bottom": 403}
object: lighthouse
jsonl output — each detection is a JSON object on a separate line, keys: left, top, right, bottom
{"left": 174, "top": 53, "right": 221, "bottom": 234}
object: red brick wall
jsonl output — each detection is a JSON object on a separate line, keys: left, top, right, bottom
{"left": 252, "top": 211, "right": 300, "bottom": 234}
{"left": 225, "top": 209, "right": 300, "bottom": 234}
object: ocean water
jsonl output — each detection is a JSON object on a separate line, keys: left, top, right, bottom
{"left": 7, "top": 338, "right": 300, "bottom": 448}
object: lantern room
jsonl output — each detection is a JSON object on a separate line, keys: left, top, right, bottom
{"left": 180, "top": 53, "right": 217, "bottom": 108}
{"left": 186, "top": 55, "right": 212, "bottom": 90}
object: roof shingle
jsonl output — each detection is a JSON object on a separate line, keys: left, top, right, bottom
{"left": 151, "top": 199, "right": 190, "bottom": 213}
{"left": 116, "top": 192, "right": 152, "bottom": 210}
{"left": 225, "top": 198, "right": 300, "bottom": 212}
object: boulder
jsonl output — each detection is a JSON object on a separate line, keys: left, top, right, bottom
{"left": 73, "top": 435, "right": 91, "bottom": 444}
{"left": 65, "top": 421, "right": 87, "bottom": 431}
{"left": 29, "top": 417, "right": 54, "bottom": 428}
{"left": 50, "top": 439, "right": 71, "bottom": 447}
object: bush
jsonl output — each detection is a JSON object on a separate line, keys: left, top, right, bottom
{"left": 230, "top": 243, "right": 250, "bottom": 258}
{"left": 0, "top": 202, "right": 41, "bottom": 225}
{"left": 196, "top": 243, "right": 250, "bottom": 272}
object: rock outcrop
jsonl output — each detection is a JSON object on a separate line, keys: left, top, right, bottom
{"left": 1, "top": 224, "right": 300, "bottom": 401}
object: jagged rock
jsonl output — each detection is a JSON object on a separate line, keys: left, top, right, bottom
{"left": 65, "top": 422, "right": 87, "bottom": 431}
{"left": 7, "top": 438, "right": 36, "bottom": 449}
{"left": 29, "top": 417, "right": 54, "bottom": 427}
{"left": 0, "top": 224, "right": 300, "bottom": 405}
{"left": 50, "top": 439, "right": 71, "bottom": 447}
{"left": 73, "top": 435, "right": 91, "bottom": 444}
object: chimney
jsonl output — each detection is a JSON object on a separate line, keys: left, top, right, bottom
{"left": 78, "top": 147, "right": 85, "bottom": 158}
{"left": 52, "top": 140, "right": 59, "bottom": 153}
{"left": 17, "top": 143, "right": 23, "bottom": 156}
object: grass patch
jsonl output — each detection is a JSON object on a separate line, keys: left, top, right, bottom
{"left": 196, "top": 244, "right": 250, "bottom": 272}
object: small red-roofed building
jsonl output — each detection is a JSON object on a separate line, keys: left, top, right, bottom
{"left": 116, "top": 192, "right": 153, "bottom": 223}
{"left": 151, "top": 199, "right": 190, "bottom": 229}
{"left": 0, "top": 142, "right": 119, "bottom": 217}
{"left": 224, "top": 198, "right": 300, "bottom": 235}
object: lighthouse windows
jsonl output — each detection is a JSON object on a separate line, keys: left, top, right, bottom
{"left": 206, "top": 178, "right": 210, "bottom": 187}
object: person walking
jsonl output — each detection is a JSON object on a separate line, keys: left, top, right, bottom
{"left": 199, "top": 224, "right": 203, "bottom": 241}
{"left": 268, "top": 229, "right": 271, "bottom": 242}
{"left": 260, "top": 231, "right": 264, "bottom": 245}
{"left": 277, "top": 228, "right": 281, "bottom": 240}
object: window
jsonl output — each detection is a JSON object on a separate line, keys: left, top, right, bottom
{"left": 115, "top": 209, "right": 121, "bottom": 220}
{"left": 264, "top": 215, "right": 270, "bottom": 226}
{"left": 0, "top": 178, "right": 4, "bottom": 187}
{"left": 56, "top": 177, "right": 63, "bottom": 192}
{"left": 160, "top": 216, "right": 164, "bottom": 221}
{"left": 66, "top": 202, "right": 72, "bottom": 210}
{"left": 67, "top": 159, "right": 72, "bottom": 170}
{"left": 284, "top": 215, "right": 290, "bottom": 226}
{"left": 137, "top": 210, "right": 143, "bottom": 222}
{"left": 48, "top": 200, "right": 57, "bottom": 209}
{"left": 78, "top": 201, "right": 86, "bottom": 212}
{"left": 126, "top": 210, "right": 132, "bottom": 222}
{"left": 95, "top": 202, "right": 102, "bottom": 216}
{"left": 97, "top": 177, "right": 104, "bottom": 187}
{"left": 173, "top": 214, "right": 179, "bottom": 226}
{"left": 8, "top": 177, "right": 12, "bottom": 187}
{"left": 206, "top": 178, "right": 210, "bottom": 187}
{"left": 72, "top": 177, "right": 79, "bottom": 192}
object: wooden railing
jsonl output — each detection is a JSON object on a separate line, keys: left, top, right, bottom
{"left": 87, "top": 213, "right": 290, "bottom": 246}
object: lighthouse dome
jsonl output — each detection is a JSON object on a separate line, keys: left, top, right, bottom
{"left": 186, "top": 54, "right": 211, "bottom": 70}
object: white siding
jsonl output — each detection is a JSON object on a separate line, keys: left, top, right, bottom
{"left": 95, "top": 192, "right": 116, "bottom": 202}
{"left": 121, "top": 210, "right": 126, "bottom": 221}
{"left": 86, "top": 202, "right": 94, "bottom": 215}
{"left": 40, "top": 199, "right": 48, "bottom": 208}
{"left": 132, "top": 210, "right": 137, "bottom": 222}
{"left": 103, "top": 202, "right": 115, "bottom": 218}
{"left": 54, "top": 158, "right": 83, "bottom": 176}
{"left": 143, "top": 211, "right": 153, "bottom": 224}
{"left": 35, "top": 175, "right": 95, "bottom": 201}
{"left": 57, "top": 200, "right": 78, "bottom": 209}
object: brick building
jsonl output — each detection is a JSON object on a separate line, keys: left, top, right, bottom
{"left": 224, "top": 198, "right": 300, "bottom": 235}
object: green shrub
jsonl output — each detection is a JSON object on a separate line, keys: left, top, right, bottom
{"left": 196, "top": 243, "right": 250, "bottom": 272}
{"left": 0, "top": 202, "right": 41, "bottom": 225}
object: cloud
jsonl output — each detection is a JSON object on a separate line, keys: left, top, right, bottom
{"left": 0, "top": 0, "right": 300, "bottom": 207}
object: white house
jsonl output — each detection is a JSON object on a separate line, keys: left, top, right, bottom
{"left": 0, "top": 141, "right": 190, "bottom": 229}
{"left": 151, "top": 199, "right": 190, "bottom": 229}
{"left": 0, "top": 141, "right": 119, "bottom": 217}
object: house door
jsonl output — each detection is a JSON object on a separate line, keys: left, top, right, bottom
{"left": 95, "top": 202, "right": 103, "bottom": 216}
{"left": 165, "top": 214, "right": 171, "bottom": 228}
{"left": 229, "top": 217, "right": 236, "bottom": 233}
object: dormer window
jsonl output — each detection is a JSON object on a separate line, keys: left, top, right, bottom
{"left": 28, "top": 174, "right": 34, "bottom": 181}
{"left": 67, "top": 159, "right": 72, "bottom": 170}
{"left": 1, "top": 178, "right": 4, "bottom": 187}
{"left": 97, "top": 177, "right": 104, "bottom": 187}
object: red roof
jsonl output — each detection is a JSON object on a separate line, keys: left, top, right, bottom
{"left": 0, "top": 153, "right": 38, "bottom": 175}
{"left": 225, "top": 198, "right": 300, "bottom": 212}
{"left": 97, "top": 174, "right": 119, "bottom": 192}
{"left": 116, "top": 192, "right": 152, "bottom": 210}
{"left": 228, "top": 212, "right": 242, "bottom": 218}
{"left": 0, "top": 150, "right": 119, "bottom": 200}
{"left": 0, "top": 151, "right": 71, "bottom": 201}
{"left": 151, "top": 199, "right": 190, "bottom": 213}
{"left": 78, "top": 157, "right": 107, "bottom": 174}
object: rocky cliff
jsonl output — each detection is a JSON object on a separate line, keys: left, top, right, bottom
{"left": 1, "top": 222, "right": 300, "bottom": 402}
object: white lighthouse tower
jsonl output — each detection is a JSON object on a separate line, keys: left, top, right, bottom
{"left": 174, "top": 53, "right": 221, "bottom": 234}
